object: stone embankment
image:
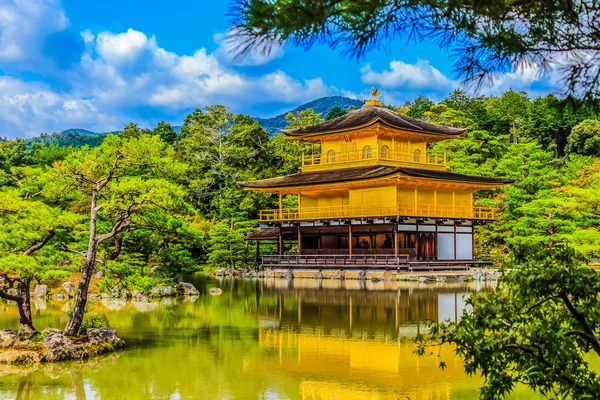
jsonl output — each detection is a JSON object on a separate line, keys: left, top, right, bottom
{"left": 215, "top": 268, "right": 502, "bottom": 282}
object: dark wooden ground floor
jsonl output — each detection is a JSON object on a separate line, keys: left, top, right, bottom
{"left": 247, "top": 223, "right": 477, "bottom": 268}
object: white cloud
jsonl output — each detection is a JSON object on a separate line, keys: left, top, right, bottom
{"left": 0, "top": 0, "right": 68, "bottom": 64}
{"left": 96, "top": 29, "right": 156, "bottom": 65}
{"left": 0, "top": 77, "right": 118, "bottom": 138}
{"left": 361, "top": 59, "right": 454, "bottom": 91}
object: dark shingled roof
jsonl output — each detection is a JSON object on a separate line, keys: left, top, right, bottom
{"left": 239, "top": 166, "right": 399, "bottom": 189}
{"left": 245, "top": 228, "right": 281, "bottom": 240}
{"left": 238, "top": 166, "right": 516, "bottom": 189}
{"left": 283, "top": 105, "right": 466, "bottom": 137}
{"left": 400, "top": 168, "right": 517, "bottom": 184}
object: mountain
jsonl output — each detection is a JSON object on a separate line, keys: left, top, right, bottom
{"left": 25, "top": 96, "right": 364, "bottom": 146}
{"left": 60, "top": 128, "right": 104, "bottom": 136}
{"left": 254, "top": 96, "right": 364, "bottom": 135}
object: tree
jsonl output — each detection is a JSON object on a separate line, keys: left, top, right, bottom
{"left": 565, "top": 120, "right": 600, "bottom": 156}
{"left": 325, "top": 106, "right": 347, "bottom": 121}
{"left": 406, "top": 96, "right": 434, "bottom": 119}
{"left": 417, "top": 242, "right": 600, "bottom": 399}
{"left": 120, "top": 123, "right": 150, "bottom": 140}
{"left": 153, "top": 121, "right": 178, "bottom": 145}
{"left": 177, "top": 106, "right": 275, "bottom": 218}
{"left": 54, "top": 134, "right": 190, "bottom": 336}
{"left": 0, "top": 186, "right": 78, "bottom": 332}
{"left": 231, "top": 1, "right": 600, "bottom": 101}
{"left": 206, "top": 217, "right": 257, "bottom": 270}
{"left": 284, "top": 108, "right": 323, "bottom": 128}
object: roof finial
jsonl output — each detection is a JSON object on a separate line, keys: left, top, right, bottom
{"left": 364, "top": 87, "right": 383, "bottom": 107}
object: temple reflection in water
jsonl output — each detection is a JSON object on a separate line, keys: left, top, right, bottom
{"left": 236, "top": 278, "right": 475, "bottom": 340}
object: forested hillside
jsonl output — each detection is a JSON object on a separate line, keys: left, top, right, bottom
{"left": 2, "top": 88, "right": 600, "bottom": 295}
{"left": 16, "top": 96, "right": 364, "bottom": 147}
{"left": 254, "top": 96, "right": 364, "bottom": 134}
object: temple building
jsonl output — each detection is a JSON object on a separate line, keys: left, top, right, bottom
{"left": 239, "top": 92, "right": 514, "bottom": 271}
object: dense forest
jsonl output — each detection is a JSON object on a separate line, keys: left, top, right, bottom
{"left": 2, "top": 88, "right": 600, "bottom": 297}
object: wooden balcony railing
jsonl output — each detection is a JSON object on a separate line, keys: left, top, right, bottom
{"left": 302, "top": 147, "right": 446, "bottom": 170}
{"left": 259, "top": 203, "right": 495, "bottom": 222}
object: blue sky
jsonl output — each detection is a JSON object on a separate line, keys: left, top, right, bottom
{"left": 0, "top": 0, "right": 556, "bottom": 138}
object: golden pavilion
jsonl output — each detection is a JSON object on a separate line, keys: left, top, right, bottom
{"left": 239, "top": 91, "right": 514, "bottom": 271}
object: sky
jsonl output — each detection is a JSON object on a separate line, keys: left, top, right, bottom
{"left": 0, "top": 0, "right": 558, "bottom": 138}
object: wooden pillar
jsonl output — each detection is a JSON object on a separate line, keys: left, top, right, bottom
{"left": 394, "top": 225, "right": 399, "bottom": 256}
{"left": 297, "top": 226, "right": 302, "bottom": 255}
{"left": 415, "top": 226, "right": 420, "bottom": 260}
{"left": 278, "top": 233, "right": 283, "bottom": 256}
{"left": 434, "top": 188, "right": 437, "bottom": 216}
{"left": 348, "top": 224, "right": 353, "bottom": 258}
{"left": 254, "top": 240, "right": 260, "bottom": 268}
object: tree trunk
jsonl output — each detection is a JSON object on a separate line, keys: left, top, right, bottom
{"left": 17, "top": 279, "right": 35, "bottom": 332}
{"left": 64, "top": 187, "right": 100, "bottom": 337}
{"left": 64, "top": 245, "right": 97, "bottom": 336}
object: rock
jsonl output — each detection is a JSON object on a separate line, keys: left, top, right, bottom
{"left": 94, "top": 270, "right": 104, "bottom": 279}
{"left": 0, "top": 330, "right": 19, "bottom": 347}
{"left": 334, "top": 270, "right": 346, "bottom": 280}
{"left": 284, "top": 270, "right": 294, "bottom": 279}
{"left": 0, "top": 350, "right": 40, "bottom": 365}
{"left": 255, "top": 270, "right": 265, "bottom": 278}
{"left": 150, "top": 286, "right": 175, "bottom": 297}
{"left": 371, "top": 277, "right": 380, "bottom": 282}
{"left": 177, "top": 282, "right": 199, "bottom": 296}
{"left": 33, "top": 285, "right": 47, "bottom": 298}
{"left": 315, "top": 271, "right": 324, "bottom": 279}
{"left": 52, "top": 293, "right": 68, "bottom": 301}
{"left": 216, "top": 268, "right": 227, "bottom": 276}
{"left": 87, "top": 328, "right": 121, "bottom": 345}
{"left": 104, "top": 286, "right": 127, "bottom": 299}
{"left": 61, "top": 282, "right": 76, "bottom": 297}
{"left": 42, "top": 333, "right": 75, "bottom": 362}
{"left": 134, "top": 293, "right": 148, "bottom": 302}
{"left": 209, "top": 287, "right": 223, "bottom": 296}
{"left": 358, "top": 270, "right": 367, "bottom": 281}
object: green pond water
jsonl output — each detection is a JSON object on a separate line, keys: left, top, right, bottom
{"left": 0, "top": 275, "right": 538, "bottom": 400}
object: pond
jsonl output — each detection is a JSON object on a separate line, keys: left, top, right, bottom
{"left": 0, "top": 275, "right": 537, "bottom": 399}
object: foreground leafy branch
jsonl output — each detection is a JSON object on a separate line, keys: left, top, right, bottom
{"left": 416, "top": 242, "right": 600, "bottom": 399}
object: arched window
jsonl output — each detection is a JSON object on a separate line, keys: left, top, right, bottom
{"left": 413, "top": 149, "right": 421, "bottom": 162}
{"left": 380, "top": 145, "right": 390, "bottom": 159}
{"left": 326, "top": 149, "right": 336, "bottom": 163}
{"left": 362, "top": 145, "right": 372, "bottom": 159}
